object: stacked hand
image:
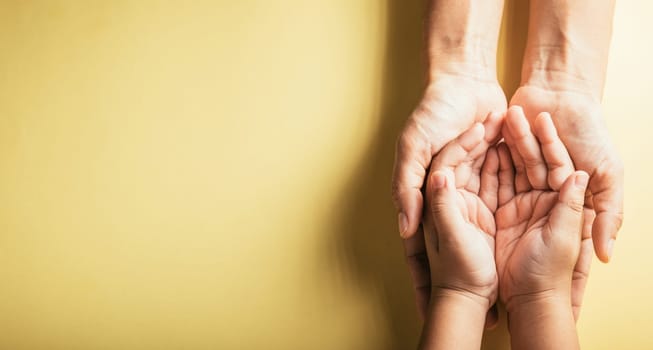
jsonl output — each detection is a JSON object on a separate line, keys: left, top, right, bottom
{"left": 403, "top": 2, "right": 619, "bottom": 349}
{"left": 421, "top": 106, "right": 589, "bottom": 333}
{"left": 395, "top": 73, "right": 507, "bottom": 319}
{"left": 495, "top": 107, "right": 589, "bottom": 319}
{"left": 423, "top": 112, "right": 504, "bottom": 318}
{"left": 396, "top": 4, "right": 623, "bottom": 326}
{"left": 511, "top": 85, "right": 624, "bottom": 263}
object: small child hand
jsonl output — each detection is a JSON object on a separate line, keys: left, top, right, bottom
{"left": 419, "top": 106, "right": 590, "bottom": 350}
{"left": 418, "top": 113, "right": 504, "bottom": 349}
{"left": 495, "top": 106, "right": 590, "bottom": 313}
{"left": 423, "top": 112, "right": 504, "bottom": 311}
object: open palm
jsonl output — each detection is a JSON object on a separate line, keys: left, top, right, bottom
{"left": 495, "top": 107, "right": 590, "bottom": 317}
{"left": 394, "top": 74, "right": 507, "bottom": 237}
{"left": 395, "top": 75, "right": 506, "bottom": 319}
{"left": 496, "top": 186, "right": 576, "bottom": 300}
{"left": 511, "top": 85, "right": 623, "bottom": 263}
{"left": 423, "top": 113, "right": 504, "bottom": 321}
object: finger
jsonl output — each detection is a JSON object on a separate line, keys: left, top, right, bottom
{"left": 479, "top": 146, "right": 500, "bottom": 212}
{"left": 463, "top": 154, "right": 485, "bottom": 195}
{"left": 589, "top": 158, "right": 625, "bottom": 263}
{"left": 532, "top": 112, "right": 574, "bottom": 190}
{"left": 497, "top": 142, "right": 515, "bottom": 206}
{"left": 483, "top": 111, "right": 505, "bottom": 144}
{"left": 572, "top": 208, "right": 595, "bottom": 321}
{"left": 431, "top": 123, "right": 485, "bottom": 171}
{"left": 548, "top": 171, "right": 590, "bottom": 237}
{"left": 465, "top": 112, "right": 504, "bottom": 194}
{"left": 392, "top": 131, "right": 429, "bottom": 238}
{"left": 572, "top": 238, "right": 592, "bottom": 321}
{"left": 502, "top": 122, "right": 531, "bottom": 193}
{"left": 506, "top": 106, "right": 548, "bottom": 189}
{"left": 403, "top": 228, "right": 431, "bottom": 320}
{"left": 429, "top": 170, "right": 467, "bottom": 245}
{"left": 468, "top": 111, "right": 505, "bottom": 160}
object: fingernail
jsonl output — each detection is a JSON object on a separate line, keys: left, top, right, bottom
{"left": 575, "top": 172, "right": 589, "bottom": 188}
{"left": 433, "top": 173, "right": 446, "bottom": 189}
{"left": 608, "top": 239, "right": 615, "bottom": 260}
{"left": 398, "top": 212, "right": 408, "bottom": 237}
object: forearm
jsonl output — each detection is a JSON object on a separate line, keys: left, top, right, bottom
{"left": 418, "top": 288, "right": 487, "bottom": 350}
{"left": 522, "top": 0, "right": 615, "bottom": 97}
{"left": 507, "top": 292, "right": 579, "bottom": 350}
{"left": 426, "top": 0, "right": 504, "bottom": 81}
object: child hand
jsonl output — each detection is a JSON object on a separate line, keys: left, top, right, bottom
{"left": 423, "top": 112, "right": 503, "bottom": 311}
{"left": 494, "top": 106, "right": 590, "bottom": 312}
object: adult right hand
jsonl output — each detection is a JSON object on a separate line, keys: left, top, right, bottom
{"left": 394, "top": 72, "right": 506, "bottom": 319}
{"left": 396, "top": 0, "right": 506, "bottom": 320}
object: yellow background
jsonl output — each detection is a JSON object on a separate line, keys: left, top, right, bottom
{"left": 0, "top": 1, "right": 650, "bottom": 349}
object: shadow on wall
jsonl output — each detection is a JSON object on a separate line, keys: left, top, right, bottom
{"left": 328, "top": 0, "right": 528, "bottom": 348}
{"left": 327, "top": 1, "right": 429, "bottom": 348}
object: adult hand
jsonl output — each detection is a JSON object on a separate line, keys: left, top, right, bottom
{"left": 510, "top": 86, "right": 623, "bottom": 263}
{"left": 394, "top": 75, "right": 506, "bottom": 238}
{"left": 395, "top": 74, "right": 506, "bottom": 319}
{"left": 394, "top": 0, "right": 506, "bottom": 321}
{"left": 517, "top": 0, "right": 620, "bottom": 264}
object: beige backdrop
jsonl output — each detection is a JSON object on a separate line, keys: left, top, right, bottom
{"left": 0, "top": 1, "right": 651, "bottom": 349}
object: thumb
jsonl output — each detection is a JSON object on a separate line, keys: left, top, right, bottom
{"left": 588, "top": 157, "right": 624, "bottom": 263}
{"left": 549, "top": 171, "right": 590, "bottom": 237}
{"left": 429, "top": 170, "right": 466, "bottom": 244}
{"left": 392, "top": 132, "right": 430, "bottom": 239}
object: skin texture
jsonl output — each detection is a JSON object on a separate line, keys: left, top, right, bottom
{"left": 517, "top": 0, "right": 621, "bottom": 264}
{"left": 511, "top": 83, "right": 622, "bottom": 267}
{"left": 397, "top": 0, "right": 621, "bottom": 321}
{"left": 403, "top": 113, "right": 505, "bottom": 323}
{"left": 393, "top": 0, "right": 506, "bottom": 321}
{"left": 495, "top": 106, "right": 588, "bottom": 350}
{"left": 420, "top": 109, "right": 586, "bottom": 349}
{"left": 419, "top": 118, "right": 503, "bottom": 350}
{"left": 392, "top": 0, "right": 505, "bottom": 239}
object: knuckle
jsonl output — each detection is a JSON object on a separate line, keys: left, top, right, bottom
{"left": 391, "top": 183, "right": 407, "bottom": 208}
{"left": 567, "top": 198, "right": 585, "bottom": 213}
{"left": 523, "top": 157, "right": 543, "bottom": 169}
{"left": 572, "top": 268, "right": 589, "bottom": 281}
{"left": 430, "top": 202, "right": 448, "bottom": 216}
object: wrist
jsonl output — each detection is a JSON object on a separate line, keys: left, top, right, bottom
{"left": 420, "top": 287, "right": 488, "bottom": 350}
{"left": 521, "top": 45, "right": 604, "bottom": 98}
{"left": 428, "top": 58, "right": 498, "bottom": 84}
{"left": 425, "top": 0, "right": 502, "bottom": 84}
{"left": 430, "top": 286, "right": 492, "bottom": 314}
{"left": 506, "top": 289, "right": 579, "bottom": 350}
{"left": 505, "top": 288, "right": 572, "bottom": 320}
{"left": 521, "top": 0, "right": 614, "bottom": 99}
